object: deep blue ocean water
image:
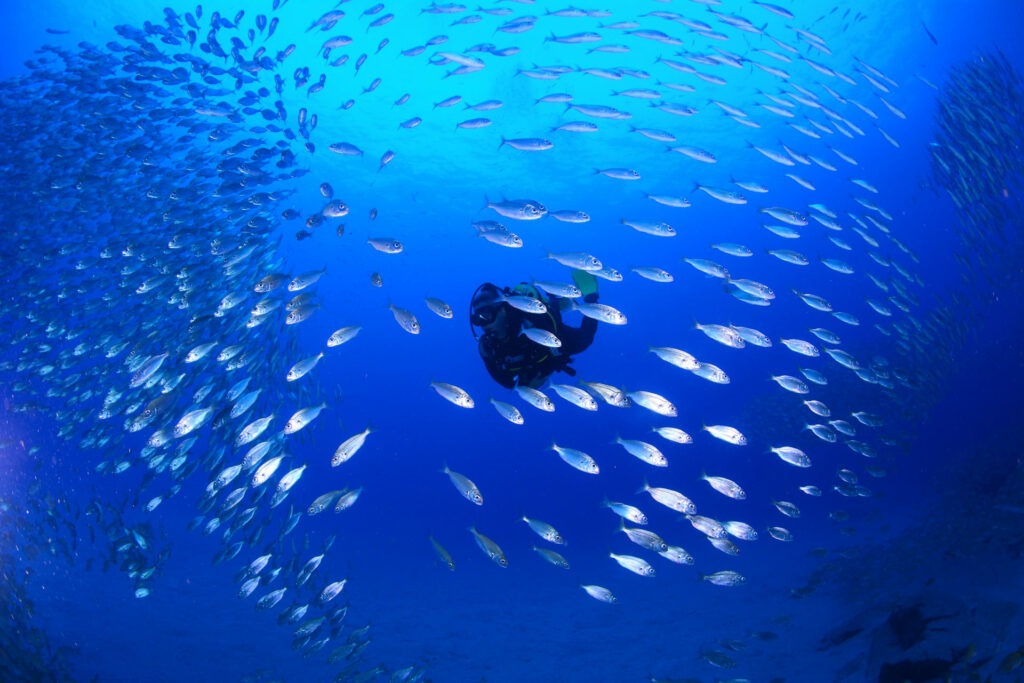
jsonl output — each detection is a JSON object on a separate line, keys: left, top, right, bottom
{"left": 1, "top": 1, "right": 1023, "bottom": 682}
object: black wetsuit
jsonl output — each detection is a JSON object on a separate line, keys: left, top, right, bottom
{"left": 478, "top": 292, "right": 598, "bottom": 388}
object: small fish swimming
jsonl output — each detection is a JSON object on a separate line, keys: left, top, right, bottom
{"left": 603, "top": 498, "right": 648, "bottom": 525}
{"left": 532, "top": 546, "right": 570, "bottom": 569}
{"left": 771, "top": 446, "right": 812, "bottom": 468}
{"left": 368, "top": 237, "right": 403, "bottom": 254}
{"left": 550, "top": 443, "right": 599, "bottom": 474}
{"left": 283, "top": 402, "right": 327, "bottom": 434}
{"left": 286, "top": 352, "right": 324, "bottom": 382}
{"left": 723, "top": 520, "right": 759, "bottom": 541}
{"left": 327, "top": 325, "right": 361, "bottom": 347}
{"left": 771, "top": 375, "right": 810, "bottom": 394}
{"left": 332, "top": 426, "right": 373, "bottom": 467}
{"left": 486, "top": 196, "right": 547, "bottom": 221}
{"left": 546, "top": 251, "right": 603, "bottom": 271}
{"left": 617, "top": 522, "right": 667, "bottom": 553}
{"left": 615, "top": 437, "right": 668, "bottom": 467}
{"left": 571, "top": 301, "right": 627, "bottom": 325}
{"left": 468, "top": 526, "right": 508, "bottom": 568}
{"left": 489, "top": 398, "right": 524, "bottom": 424}
{"left": 626, "top": 390, "right": 677, "bottom": 417}
{"left": 692, "top": 362, "right": 730, "bottom": 384}
{"left": 548, "top": 383, "right": 598, "bottom": 410}
{"left": 609, "top": 552, "right": 655, "bottom": 577}
{"left": 430, "top": 381, "right": 474, "bottom": 408}
{"left": 639, "top": 480, "right": 696, "bottom": 514}
{"left": 334, "top": 487, "right": 363, "bottom": 512}
{"left": 703, "top": 424, "right": 747, "bottom": 446}
{"left": 389, "top": 303, "right": 421, "bottom": 334}
{"left": 515, "top": 385, "right": 555, "bottom": 412}
{"left": 652, "top": 426, "right": 693, "bottom": 444}
{"left": 649, "top": 346, "right": 700, "bottom": 371}
{"left": 701, "top": 472, "right": 747, "bottom": 499}
{"left": 308, "top": 490, "right": 344, "bottom": 515}
{"left": 780, "top": 338, "right": 820, "bottom": 357}
{"left": 252, "top": 455, "right": 284, "bottom": 487}
{"left": 429, "top": 535, "right": 456, "bottom": 571}
{"left": 696, "top": 322, "right": 745, "bottom": 348}
{"left": 236, "top": 415, "right": 274, "bottom": 447}
{"left": 425, "top": 297, "right": 454, "bottom": 319}
{"left": 442, "top": 464, "right": 484, "bottom": 505}
{"left": 522, "top": 516, "right": 564, "bottom": 544}
{"left": 288, "top": 268, "right": 327, "bottom": 291}
{"left": 580, "top": 584, "right": 616, "bottom": 603}
{"left": 683, "top": 258, "right": 730, "bottom": 279}
{"left": 276, "top": 465, "right": 306, "bottom": 493}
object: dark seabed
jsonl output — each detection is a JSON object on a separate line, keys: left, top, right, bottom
{"left": 1, "top": 1, "right": 1023, "bottom": 682}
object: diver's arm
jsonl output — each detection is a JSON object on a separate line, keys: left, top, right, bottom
{"left": 559, "top": 316, "right": 597, "bottom": 355}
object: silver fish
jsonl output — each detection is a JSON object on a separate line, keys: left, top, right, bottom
{"left": 468, "top": 526, "right": 508, "bottom": 567}
{"left": 389, "top": 303, "right": 420, "bottom": 334}
{"left": 332, "top": 427, "right": 373, "bottom": 467}
{"left": 430, "top": 381, "right": 474, "bottom": 409}
{"left": 441, "top": 464, "right": 483, "bottom": 505}
{"left": 550, "top": 443, "right": 599, "bottom": 474}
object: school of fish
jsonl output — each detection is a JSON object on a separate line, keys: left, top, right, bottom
{"left": 1, "top": 0, "right": 1013, "bottom": 680}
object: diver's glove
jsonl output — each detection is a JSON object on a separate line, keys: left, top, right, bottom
{"left": 572, "top": 269, "right": 599, "bottom": 303}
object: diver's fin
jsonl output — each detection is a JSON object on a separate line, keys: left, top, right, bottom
{"left": 571, "top": 269, "right": 598, "bottom": 299}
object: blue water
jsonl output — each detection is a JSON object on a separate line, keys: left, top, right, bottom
{"left": 1, "top": 1, "right": 1023, "bottom": 682}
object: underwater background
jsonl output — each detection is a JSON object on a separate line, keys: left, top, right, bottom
{"left": 1, "top": 1, "right": 1023, "bottom": 681}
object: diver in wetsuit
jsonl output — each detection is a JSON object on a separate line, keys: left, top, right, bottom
{"left": 470, "top": 271, "right": 599, "bottom": 389}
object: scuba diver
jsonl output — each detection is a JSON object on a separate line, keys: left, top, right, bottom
{"left": 470, "top": 270, "right": 599, "bottom": 388}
